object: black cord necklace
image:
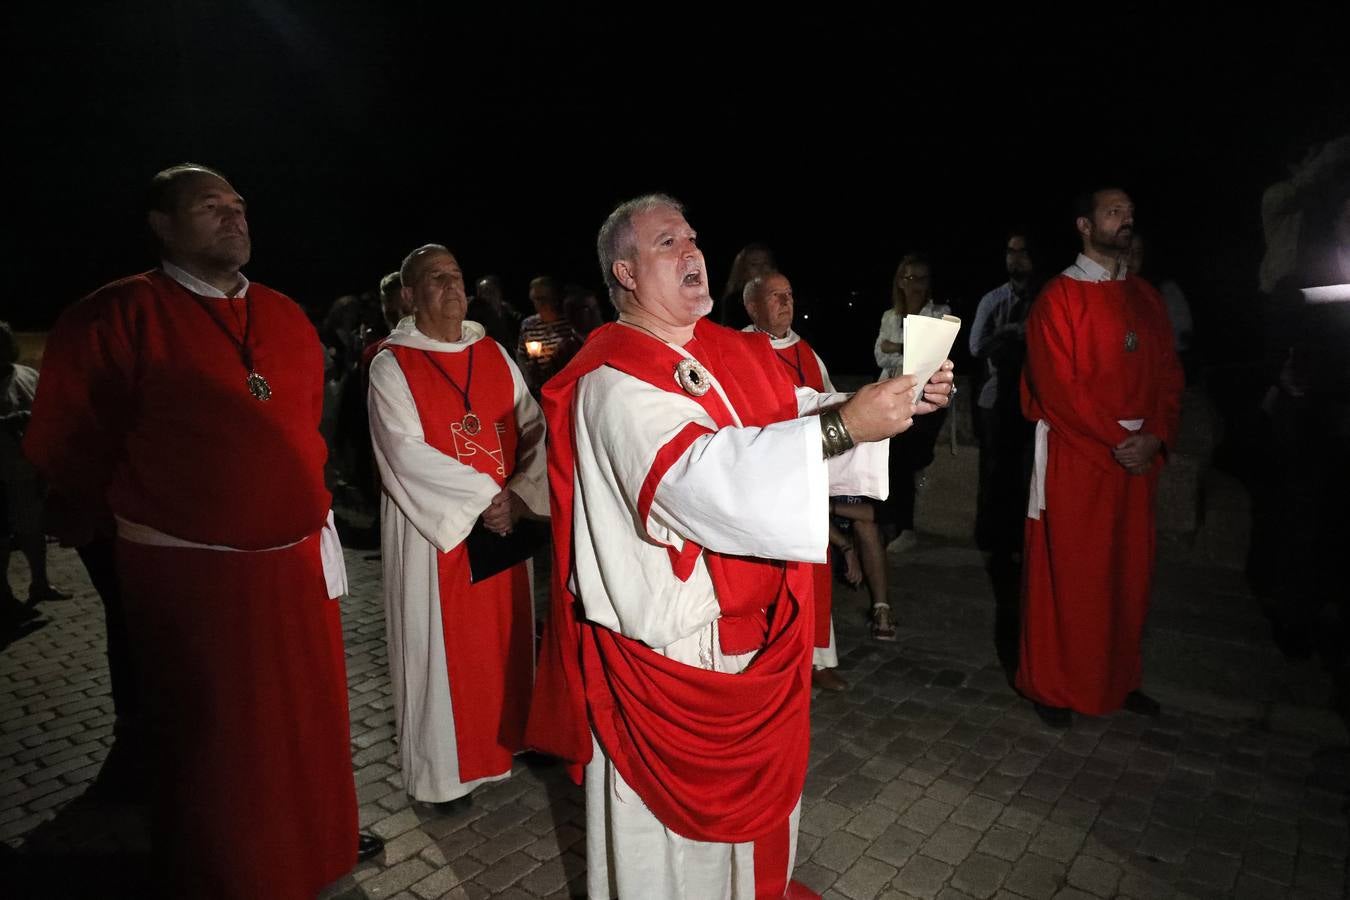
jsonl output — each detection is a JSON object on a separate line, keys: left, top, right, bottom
{"left": 422, "top": 347, "right": 481, "bottom": 435}
{"left": 774, "top": 342, "right": 806, "bottom": 384}
{"left": 183, "top": 286, "right": 272, "bottom": 401}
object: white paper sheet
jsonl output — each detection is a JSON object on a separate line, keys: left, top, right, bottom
{"left": 901, "top": 313, "right": 961, "bottom": 401}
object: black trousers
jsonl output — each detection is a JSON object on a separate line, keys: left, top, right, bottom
{"left": 77, "top": 537, "right": 140, "bottom": 720}
{"left": 884, "top": 408, "right": 947, "bottom": 532}
{"left": 975, "top": 403, "right": 1034, "bottom": 554}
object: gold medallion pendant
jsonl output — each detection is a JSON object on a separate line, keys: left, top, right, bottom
{"left": 246, "top": 371, "right": 273, "bottom": 401}
{"left": 461, "top": 412, "right": 482, "bottom": 436}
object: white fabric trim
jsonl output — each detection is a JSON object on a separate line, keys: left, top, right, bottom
{"left": 115, "top": 511, "right": 348, "bottom": 599}
{"left": 812, "top": 617, "right": 838, "bottom": 669}
{"left": 1027, "top": 418, "right": 1144, "bottom": 520}
{"left": 381, "top": 316, "right": 487, "bottom": 351}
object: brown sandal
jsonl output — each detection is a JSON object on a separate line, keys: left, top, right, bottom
{"left": 870, "top": 602, "right": 897, "bottom": 642}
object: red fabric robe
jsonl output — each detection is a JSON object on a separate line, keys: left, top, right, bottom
{"left": 526, "top": 320, "right": 818, "bottom": 899}
{"left": 1017, "top": 273, "right": 1183, "bottom": 715}
{"left": 767, "top": 336, "right": 835, "bottom": 649}
{"left": 24, "top": 270, "right": 357, "bottom": 899}
{"left": 385, "top": 343, "right": 533, "bottom": 781}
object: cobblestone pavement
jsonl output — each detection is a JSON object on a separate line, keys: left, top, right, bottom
{"left": 3, "top": 473, "right": 1348, "bottom": 898}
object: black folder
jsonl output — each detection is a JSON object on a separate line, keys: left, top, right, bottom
{"left": 464, "top": 517, "right": 549, "bottom": 583}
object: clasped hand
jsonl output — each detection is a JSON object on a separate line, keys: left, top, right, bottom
{"left": 1113, "top": 433, "right": 1162, "bottom": 475}
{"left": 481, "top": 489, "right": 524, "bottom": 536}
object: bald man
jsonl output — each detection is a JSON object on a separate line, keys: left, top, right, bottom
{"left": 24, "top": 163, "right": 368, "bottom": 898}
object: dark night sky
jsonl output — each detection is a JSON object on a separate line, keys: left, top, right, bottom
{"left": 6, "top": 3, "right": 1348, "bottom": 370}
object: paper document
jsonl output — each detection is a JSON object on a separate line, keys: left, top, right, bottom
{"left": 901, "top": 314, "right": 961, "bottom": 401}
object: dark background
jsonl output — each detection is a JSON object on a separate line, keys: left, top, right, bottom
{"left": 6, "top": 3, "right": 1347, "bottom": 371}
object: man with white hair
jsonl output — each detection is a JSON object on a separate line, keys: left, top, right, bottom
{"left": 528, "top": 194, "right": 954, "bottom": 899}
{"left": 368, "top": 244, "right": 547, "bottom": 810}
{"left": 742, "top": 270, "right": 865, "bottom": 693}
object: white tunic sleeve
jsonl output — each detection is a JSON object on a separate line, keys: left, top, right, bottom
{"left": 368, "top": 350, "right": 501, "bottom": 553}
{"left": 792, "top": 386, "right": 890, "bottom": 500}
{"left": 570, "top": 366, "right": 829, "bottom": 648}
{"left": 494, "top": 343, "right": 549, "bottom": 519}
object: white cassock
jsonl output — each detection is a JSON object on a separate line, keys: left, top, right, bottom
{"left": 369, "top": 318, "right": 548, "bottom": 802}
{"left": 571, "top": 356, "right": 887, "bottom": 900}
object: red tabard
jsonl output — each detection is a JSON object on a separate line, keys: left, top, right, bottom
{"left": 386, "top": 342, "right": 533, "bottom": 780}
{"left": 526, "top": 320, "right": 816, "bottom": 854}
{"left": 768, "top": 337, "right": 834, "bottom": 649}
{"left": 25, "top": 270, "right": 356, "bottom": 898}
{"left": 1017, "top": 274, "right": 1184, "bottom": 715}
{"left": 118, "top": 537, "right": 357, "bottom": 899}
{"left": 23, "top": 270, "right": 331, "bottom": 547}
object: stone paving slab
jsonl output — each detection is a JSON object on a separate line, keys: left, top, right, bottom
{"left": 3, "top": 492, "right": 1349, "bottom": 899}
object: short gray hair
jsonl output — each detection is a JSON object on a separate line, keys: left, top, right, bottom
{"left": 399, "top": 243, "right": 451, "bottom": 288}
{"left": 741, "top": 272, "right": 779, "bottom": 306}
{"left": 596, "top": 193, "right": 685, "bottom": 309}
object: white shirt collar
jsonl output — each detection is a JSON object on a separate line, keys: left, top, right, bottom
{"left": 742, "top": 323, "right": 800, "bottom": 350}
{"left": 382, "top": 315, "right": 486, "bottom": 352}
{"left": 161, "top": 260, "right": 250, "bottom": 298}
{"left": 1063, "top": 253, "right": 1126, "bottom": 283}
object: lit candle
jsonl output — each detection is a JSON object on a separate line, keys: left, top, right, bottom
{"left": 525, "top": 340, "right": 543, "bottom": 358}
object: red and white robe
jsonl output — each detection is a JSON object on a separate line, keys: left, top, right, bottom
{"left": 368, "top": 318, "right": 547, "bottom": 802}
{"left": 528, "top": 320, "right": 886, "bottom": 899}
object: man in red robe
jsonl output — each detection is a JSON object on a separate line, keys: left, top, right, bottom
{"left": 368, "top": 244, "right": 547, "bottom": 811}
{"left": 741, "top": 270, "right": 862, "bottom": 693}
{"left": 23, "top": 163, "right": 373, "bottom": 898}
{"left": 527, "top": 193, "right": 954, "bottom": 899}
{"left": 1018, "top": 187, "right": 1184, "bottom": 728}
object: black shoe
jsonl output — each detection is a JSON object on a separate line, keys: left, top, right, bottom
{"left": 1033, "top": 702, "right": 1072, "bottom": 729}
{"left": 1, "top": 602, "right": 41, "bottom": 625}
{"left": 27, "top": 584, "right": 72, "bottom": 605}
{"left": 356, "top": 832, "right": 383, "bottom": 863}
{"left": 1123, "top": 690, "right": 1161, "bottom": 717}
{"left": 430, "top": 794, "right": 474, "bottom": 815}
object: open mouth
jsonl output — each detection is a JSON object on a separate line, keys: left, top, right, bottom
{"left": 682, "top": 269, "right": 703, "bottom": 287}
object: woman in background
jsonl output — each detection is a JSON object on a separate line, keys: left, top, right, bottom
{"left": 873, "top": 254, "right": 951, "bottom": 571}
